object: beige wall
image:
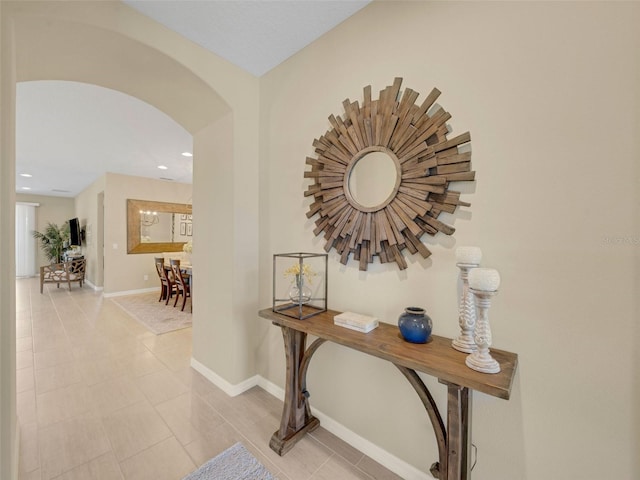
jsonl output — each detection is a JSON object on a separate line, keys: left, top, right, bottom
{"left": 1, "top": 2, "right": 260, "bottom": 477}
{"left": 190, "top": 110, "right": 260, "bottom": 384}
{"left": 74, "top": 176, "right": 105, "bottom": 287}
{"left": 16, "top": 193, "right": 75, "bottom": 268}
{"left": 18, "top": 175, "right": 187, "bottom": 292}
{"left": 0, "top": 3, "right": 18, "bottom": 479}
{"left": 192, "top": 114, "right": 237, "bottom": 378}
{"left": 102, "top": 172, "right": 192, "bottom": 294}
{"left": 259, "top": 2, "right": 639, "bottom": 479}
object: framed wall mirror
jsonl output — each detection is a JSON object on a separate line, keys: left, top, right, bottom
{"left": 127, "top": 199, "right": 192, "bottom": 254}
{"left": 304, "top": 78, "right": 475, "bottom": 271}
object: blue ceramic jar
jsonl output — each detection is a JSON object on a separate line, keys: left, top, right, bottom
{"left": 398, "top": 307, "right": 432, "bottom": 344}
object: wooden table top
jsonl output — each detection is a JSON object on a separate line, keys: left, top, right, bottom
{"left": 259, "top": 307, "right": 518, "bottom": 400}
{"left": 164, "top": 263, "right": 192, "bottom": 273}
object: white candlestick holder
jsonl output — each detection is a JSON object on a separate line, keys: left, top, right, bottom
{"left": 465, "top": 288, "right": 501, "bottom": 374}
{"left": 452, "top": 262, "right": 479, "bottom": 353}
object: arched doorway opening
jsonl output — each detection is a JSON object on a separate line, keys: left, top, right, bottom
{"left": 2, "top": 4, "right": 261, "bottom": 478}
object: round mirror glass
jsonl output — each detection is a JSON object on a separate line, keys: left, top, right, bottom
{"left": 348, "top": 151, "right": 399, "bottom": 208}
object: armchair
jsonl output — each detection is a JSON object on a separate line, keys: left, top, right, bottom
{"left": 40, "top": 258, "right": 86, "bottom": 294}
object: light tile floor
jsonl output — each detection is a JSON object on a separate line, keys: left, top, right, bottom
{"left": 16, "top": 278, "right": 402, "bottom": 480}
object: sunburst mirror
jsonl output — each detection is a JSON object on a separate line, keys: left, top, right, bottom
{"left": 304, "top": 78, "right": 475, "bottom": 270}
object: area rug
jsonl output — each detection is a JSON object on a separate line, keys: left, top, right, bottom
{"left": 182, "top": 443, "right": 275, "bottom": 480}
{"left": 110, "top": 291, "right": 192, "bottom": 335}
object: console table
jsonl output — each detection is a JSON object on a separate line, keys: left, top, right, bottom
{"left": 259, "top": 307, "right": 518, "bottom": 480}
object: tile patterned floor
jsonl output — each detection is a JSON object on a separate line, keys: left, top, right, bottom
{"left": 16, "top": 278, "right": 402, "bottom": 480}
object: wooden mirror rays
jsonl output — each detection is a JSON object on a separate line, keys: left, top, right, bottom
{"left": 304, "top": 78, "right": 475, "bottom": 270}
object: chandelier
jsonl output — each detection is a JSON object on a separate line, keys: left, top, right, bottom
{"left": 139, "top": 210, "right": 159, "bottom": 227}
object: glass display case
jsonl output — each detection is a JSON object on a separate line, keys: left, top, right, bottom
{"left": 273, "top": 252, "right": 327, "bottom": 320}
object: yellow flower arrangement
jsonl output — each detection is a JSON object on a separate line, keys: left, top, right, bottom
{"left": 284, "top": 263, "right": 316, "bottom": 284}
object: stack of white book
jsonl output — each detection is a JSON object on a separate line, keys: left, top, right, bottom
{"left": 333, "top": 312, "right": 379, "bottom": 333}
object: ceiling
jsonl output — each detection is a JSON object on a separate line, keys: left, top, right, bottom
{"left": 15, "top": 0, "right": 370, "bottom": 198}
{"left": 16, "top": 81, "right": 194, "bottom": 197}
{"left": 124, "top": 0, "right": 370, "bottom": 78}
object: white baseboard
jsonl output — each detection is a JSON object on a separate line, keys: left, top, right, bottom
{"left": 190, "top": 358, "right": 433, "bottom": 480}
{"left": 84, "top": 279, "right": 103, "bottom": 291}
{"left": 190, "top": 357, "right": 260, "bottom": 397}
{"left": 255, "top": 376, "right": 433, "bottom": 480}
{"left": 103, "top": 287, "right": 159, "bottom": 298}
{"left": 255, "top": 375, "right": 285, "bottom": 399}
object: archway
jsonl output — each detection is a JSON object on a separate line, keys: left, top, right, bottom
{"left": 1, "top": 4, "right": 261, "bottom": 478}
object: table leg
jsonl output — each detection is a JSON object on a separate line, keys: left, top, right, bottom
{"left": 270, "top": 326, "right": 320, "bottom": 456}
{"left": 444, "top": 383, "right": 472, "bottom": 480}
{"left": 395, "top": 365, "right": 447, "bottom": 478}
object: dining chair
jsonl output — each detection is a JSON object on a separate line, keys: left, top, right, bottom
{"left": 155, "top": 257, "right": 176, "bottom": 304}
{"left": 170, "top": 258, "right": 191, "bottom": 312}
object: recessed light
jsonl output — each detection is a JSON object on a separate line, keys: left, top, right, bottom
{"left": 21, "top": 187, "right": 31, "bottom": 190}
{"left": 20, "top": 173, "right": 32, "bottom": 177}
{"left": 157, "top": 165, "right": 168, "bottom": 170}
{"left": 181, "top": 152, "right": 193, "bottom": 157}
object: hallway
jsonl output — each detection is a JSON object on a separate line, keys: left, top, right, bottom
{"left": 15, "top": 277, "right": 400, "bottom": 480}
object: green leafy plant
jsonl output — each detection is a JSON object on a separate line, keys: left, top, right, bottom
{"left": 32, "top": 222, "right": 70, "bottom": 264}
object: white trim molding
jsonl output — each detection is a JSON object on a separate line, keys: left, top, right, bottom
{"left": 190, "top": 357, "right": 433, "bottom": 480}
{"left": 103, "top": 287, "right": 158, "bottom": 298}
{"left": 83, "top": 279, "right": 103, "bottom": 291}
{"left": 190, "top": 357, "right": 260, "bottom": 397}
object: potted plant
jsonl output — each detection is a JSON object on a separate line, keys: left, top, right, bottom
{"left": 32, "top": 222, "right": 70, "bottom": 264}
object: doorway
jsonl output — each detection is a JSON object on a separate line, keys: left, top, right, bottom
{"left": 15, "top": 202, "right": 37, "bottom": 277}
{"left": 97, "top": 191, "right": 104, "bottom": 288}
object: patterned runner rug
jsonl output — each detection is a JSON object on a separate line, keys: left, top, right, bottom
{"left": 182, "top": 443, "right": 275, "bottom": 480}
{"left": 110, "top": 291, "right": 192, "bottom": 335}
